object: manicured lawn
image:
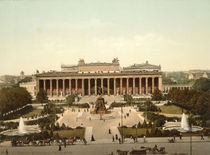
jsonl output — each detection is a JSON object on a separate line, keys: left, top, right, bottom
{"left": 22, "top": 109, "right": 42, "bottom": 118}
{"left": 53, "top": 129, "right": 85, "bottom": 138}
{"left": 159, "top": 105, "right": 186, "bottom": 114}
{"left": 118, "top": 127, "right": 151, "bottom": 137}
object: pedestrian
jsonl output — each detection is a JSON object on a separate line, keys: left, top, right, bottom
{"left": 118, "top": 123, "right": 120, "bottom": 126}
{"left": 118, "top": 138, "right": 121, "bottom": 144}
{"left": 112, "top": 136, "right": 115, "bottom": 142}
{"left": 173, "top": 135, "right": 176, "bottom": 141}
{"left": 58, "top": 144, "right": 62, "bottom": 151}
{"left": 64, "top": 140, "right": 66, "bottom": 148}
{"left": 115, "top": 134, "right": 118, "bottom": 140}
{"left": 201, "top": 133, "right": 204, "bottom": 140}
{"left": 109, "top": 129, "right": 111, "bottom": 134}
{"left": 143, "top": 135, "right": 146, "bottom": 143}
{"left": 179, "top": 133, "right": 182, "bottom": 140}
{"left": 5, "top": 149, "right": 8, "bottom": 155}
{"left": 83, "top": 138, "right": 87, "bottom": 145}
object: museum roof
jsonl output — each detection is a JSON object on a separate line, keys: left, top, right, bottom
{"left": 123, "top": 61, "right": 161, "bottom": 70}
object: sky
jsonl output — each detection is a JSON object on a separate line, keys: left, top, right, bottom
{"left": 0, "top": 0, "right": 210, "bottom": 75}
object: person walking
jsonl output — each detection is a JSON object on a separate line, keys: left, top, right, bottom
{"left": 58, "top": 144, "right": 62, "bottom": 151}
{"left": 112, "top": 136, "right": 115, "bottom": 142}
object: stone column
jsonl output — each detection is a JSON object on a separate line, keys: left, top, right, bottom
{"left": 158, "top": 77, "right": 162, "bottom": 91}
{"left": 152, "top": 77, "right": 155, "bottom": 94}
{"left": 43, "top": 79, "right": 46, "bottom": 91}
{"left": 82, "top": 79, "right": 84, "bottom": 96}
{"left": 94, "top": 78, "right": 97, "bottom": 95}
{"left": 56, "top": 79, "right": 59, "bottom": 96}
{"left": 36, "top": 79, "right": 40, "bottom": 95}
{"left": 133, "top": 78, "right": 135, "bottom": 95}
{"left": 107, "top": 78, "right": 110, "bottom": 95}
{"left": 114, "top": 78, "right": 116, "bottom": 95}
{"left": 145, "top": 77, "right": 148, "bottom": 94}
{"left": 63, "top": 79, "right": 65, "bottom": 96}
{"left": 50, "top": 79, "right": 52, "bottom": 96}
{"left": 126, "top": 78, "right": 129, "bottom": 94}
{"left": 101, "top": 78, "right": 103, "bottom": 94}
{"left": 88, "top": 78, "right": 91, "bottom": 95}
{"left": 139, "top": 77, "right": 141, "bottom": 95}
{"left": 69, "top": 79, "right": 71, "bottom": 95}
{"left": 75, "top": 79, "right": 78, "bottom": 93}
{"left": 120, "top": 78, "right": 122, "bottom": 95}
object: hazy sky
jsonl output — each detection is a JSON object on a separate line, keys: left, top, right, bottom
{"left": 0, "top": 0, "right": 210, "bottom": 75}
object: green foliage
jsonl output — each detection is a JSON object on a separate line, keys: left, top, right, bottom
{"left": 193, "top": 78, "right": 210, "bottom": 92}
{"left": 138, "top": 100, "right": 160, "bottom": 112}
{"left": 152, "top": 89, "right": 163, "bottom": 101}
{"left": 66, "top": 94, "right": 75, "bottom": 106}
{"left": 124, "top": 94, "right": 133, "bottom": 103}
{"left": 0, "top": 87, "right": 32, "bottom": 115}
{"left": 42, "top": 103, "right": 56, "bottom": 115}
{"left": 36, "top": 89, "right": 48, "bottom": 103}
{"left": 71, "top": 103, "right": 90, "bottom": 108}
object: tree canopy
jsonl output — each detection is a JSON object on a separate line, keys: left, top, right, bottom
{"left": 152, "top": 89, "right": 163, "bottom": 101}
{"left": 66, "top": 94, "right": 75, "bottom": 106}
{"left": 36, "top": 89, "right": 48, "bottom": 103}
{"left": 0, "top": 87, "right": 32, "bottom": 114}
{"left": 192, "top": 78, "right": 210, "bottom": 92}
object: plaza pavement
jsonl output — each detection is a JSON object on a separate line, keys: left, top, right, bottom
{"left": 57, "top": 106, "right": 145, "bottom": 141}
{"left": 1, "top": 137, "right": 210, "bottom": 155}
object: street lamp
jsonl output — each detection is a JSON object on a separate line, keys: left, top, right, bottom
{"left": 135, "top": 124, "right": 138, "bottom": 142}
{"left": 121, "top": 104, "right": 124, "bottom": 143}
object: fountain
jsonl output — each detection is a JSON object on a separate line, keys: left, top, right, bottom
{"left": 163, "top": 113, "right": 203, "bottom": 132}
{"left": 1, "top": 117, "right": 40, "bottom": 136}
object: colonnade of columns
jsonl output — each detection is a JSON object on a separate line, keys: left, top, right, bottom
{"left": 37, "top": 76, "right": 162, "bottom": 97}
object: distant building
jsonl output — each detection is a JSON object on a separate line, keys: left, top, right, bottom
{"left": 19, "top": 81, "right": 36, "bottom": 99}
{"left": 187, "top": 70, "right": 210, "bottom": 80}
{"left": 35, "top": 59, "right": 162, "bottom": 100}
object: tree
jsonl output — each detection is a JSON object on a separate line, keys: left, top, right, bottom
{"left": 193, "top": 78, "right": 210, "bottom": 92}
{"left": 36, "top": 89, "right": 48, "bottom": 103}
{"left": 152, "top": 89, "right": 163, "bottom": 101}
{"left": 66, "top": 94, "right": 75, "bottom": 106}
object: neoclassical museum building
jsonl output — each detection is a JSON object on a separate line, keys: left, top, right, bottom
{"left": 35, "top": 58, "right": 162, "bottom": 99}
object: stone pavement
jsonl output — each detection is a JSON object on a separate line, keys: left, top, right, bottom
{"left": 57, "top": 106, "right": 145, "bottom": 141}
{"left": 1, "top": 137, "right": 210, "bottom": 155}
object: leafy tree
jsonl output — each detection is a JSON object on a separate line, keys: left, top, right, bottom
{"left": 123, "top": 94, "right": 133, "bottom": 103}
{"left": 152, "top": 89, "right": 163, "bottom": 101}
{"left": 36, "top": 89, "right": 48, "bottom": 103}
{"left": 193, "top": 78, "right": 210, "bottom": 92}
{"left": 66, "top": 94, "right": 75, "bottom": 106}
{"left": 194, "top": 92, "right": 210, "bottom": 115}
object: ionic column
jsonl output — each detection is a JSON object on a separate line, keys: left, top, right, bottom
{"left": 95, "top": 78, "right": 97, "bottom": 95}
{"left": 152, "top": 77, "right": 155, "bottom": 94}
{"left": 36, "top": 79, "right": 40, "bottom": 95}
{"left": 50, "top": 79, "right": 52, "bottom": 96}
{"left": 145, "top": 77, "right": 148, "bottom": 94}
{"left": 63, "top": 79, "right": 65, "bottom": 96}
{"left": 133, "top": 78, "right": 135, "bottom": 95}
{"left": 107, "top": 78, "right": 110, "bottom": 95}
{"left": 158, "top": 77, "right": 162, "bottom": 91}
{"left": 69, "top": 79, "right": 71, "bottom": 95}
{"left": 114, "top": 78, "right": 116, "bottom": 95}
{"left": 82, "top": 79, "right": 84, "bottom": 96}
{"left": 126, "top": 78, "right": 129, "bottom": 94}
{"left": 139, "top": 77, "right": 141, "bottom": 95}
{"left": 56, "top": 79, "right": 59, "bottom": 96}
{"left": 120, "top": 78, "right": 122, "bottom": 95}
{"left": 43, "top": 79, "right": 46, "bottom": 91}
{"left": 101, "top": 78, "right": 103, "bottom": 94}
{"left": 88, "top": 79, "right": 91, "bottom": 95}
{"left": 75, "top": 79, "right": 78, "bottom": 93}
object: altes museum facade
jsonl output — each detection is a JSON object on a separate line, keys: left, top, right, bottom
{"left": 35, "top": 58, "right": 162, "bottom": 99}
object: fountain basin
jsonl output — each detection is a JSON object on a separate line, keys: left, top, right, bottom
{"left": 2, "top": 125, "right": 41, "bottom": 136}
{"left": 163, "top": 125, "right": 203, "bottom": 132}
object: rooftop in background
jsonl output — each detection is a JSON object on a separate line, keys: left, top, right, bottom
{"left": 59, "top": 58, "right": 161, "bottom": 74}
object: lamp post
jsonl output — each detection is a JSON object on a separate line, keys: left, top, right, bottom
{"left": 135, "top": 124, "right": 138, "bottom": 142}
{"left": 121, "top": 104, "right": 124, "bottom": 143}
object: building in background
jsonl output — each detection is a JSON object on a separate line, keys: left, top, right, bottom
{"left": 35, "top": 58, "right": 162, "bottom": 100}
